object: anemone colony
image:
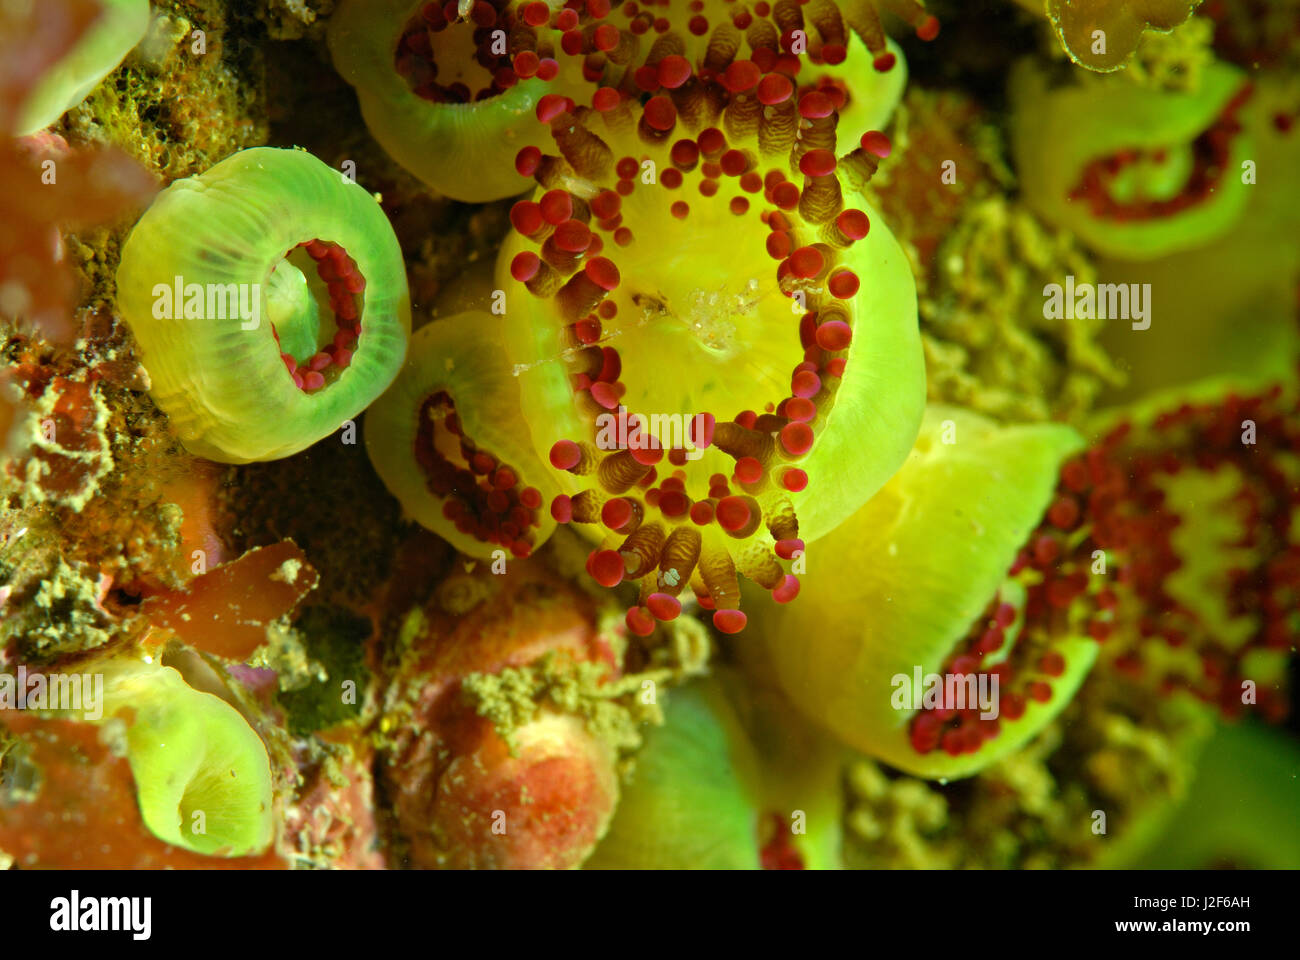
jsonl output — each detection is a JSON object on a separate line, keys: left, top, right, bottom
{"left": 1, "top": 0, "right": 1298, "bottom": 871}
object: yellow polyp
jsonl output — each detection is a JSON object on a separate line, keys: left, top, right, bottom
{"left": 365, "top": 312, "right": 561, "bottom": 560}
{"left": 329, "top": 0, "right": 591, "bottom": 203}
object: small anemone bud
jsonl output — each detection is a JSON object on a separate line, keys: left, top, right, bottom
{"left": 115, "top": 147, "right": 411, "bottom": 463}
{"left": 1010, "top": 57, "right": 1254, "bottom": 260}
{"left": 1041, "top": 0, "right": 1200, "bottom": 73}
{"left": 365, "top": 311, "right": 561, "bottom": 560}
{"left": 13, "top": 0, "right": 150, "bottom": 136}
{"left": 752, "top": 406, "right": 1093, "bottom": 780}
{"left": 95, "top": 658, "right": 276, "bottom": 858}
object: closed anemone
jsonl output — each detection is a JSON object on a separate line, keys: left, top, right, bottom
{"left": 14, "top": 0, "right": 150, "bottom": 135}
{"left": 116, "top": 147, "right": 411, "bottom": 463}
{"left": 365, "top": 312, "right": 561, "bottom": 560}
{"left": 497, "top": 33, "right": 926, "bottom": 634}
{"left": 99, "top": 659, "right": 275, "bottom": 858}
{"left": 1010, "top": 56, "right": 1255, "bottom": 260}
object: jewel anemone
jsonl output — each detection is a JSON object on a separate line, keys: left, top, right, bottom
{"left": 751, "top": 406, "right": 1096, "bottom": 779}
{"left": 328, "top": 0, "right": 928, "bottom": 202}
{"left": 14, "top": 0, "right": 149, "bottom": 135}
{"left": 116, "top": 147, "right": 411, "bottom": 463}
{"left": 495, "top": 36, "right": 931, "bottom": 634}
{"left": 365, "top": 312, "right": 561, "bottom": 559}
{"left": 95, "top": 658, "right": 275, "bottom": 858}
{"left": 1010, "top": 56, "right": 1255, "bottom": 260}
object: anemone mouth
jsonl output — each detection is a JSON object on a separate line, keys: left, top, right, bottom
{"left": 267, "top": 239, "right": 367, "bottom": 393}
{"left": 1067, "top": 82, "right": 1254, "bottom": 222}
{"left": 395, "top": 1, "right": 539, "bottom": 105}
{"left": 414, "top": 389, "right": 548, "bottom": 557}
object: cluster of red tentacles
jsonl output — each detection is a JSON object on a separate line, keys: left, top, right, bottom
{"left": 272, "top": 240, "right": 365, "bottom": 393}
{"left": 413, "top": 391, "right": 547, "bottom": 557}
{"left": 909, "top": 386, "right": 1300, "bottom": 757}
{"left": 1067, "top": 83, "right": 1253, "bottom": 223}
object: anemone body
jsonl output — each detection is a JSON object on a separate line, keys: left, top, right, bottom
{"left": 1033, "top": 0, "right": 1204, "bottom": 73}
{"left": 493, "top": 22, "right": 929, "bottom": 632}
{"left": 15, "top": 0, "right": 149, "bottom": 135}
{"left": 1010, "top": 56, "right": 1254, "bottom": 259}
{"left": 752, "top": 406, "right": 1093, "bottom": 779}
{"left": 98, "top": 659, "right": 275, "bottom": 858}
{"left": 365, "top": 312, "right": 561, "bottom": 559}
{"left": 116, "top": 147, "right": 411, "bottom": 463}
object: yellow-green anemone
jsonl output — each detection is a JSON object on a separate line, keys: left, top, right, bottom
{"left": 751, "top": 405, "right": 1096, "bottom": 779}
{"left": 365, "top": 312, "right": 562, "bottom": 560}
{"left": 116, "top": 147, "right": 411, "bottom": 463}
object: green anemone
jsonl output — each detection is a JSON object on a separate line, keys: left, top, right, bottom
{"left": 14, "top": 0, "right": 149, "bottom": 135}
{"left": 1010, "top": 55, "right": 1254, "bottom": 260}
{"left": 364, "top": 311, "right": 562, "bottom": 560}
{"left": 99, "top": 659, "right": 275, "bottom": 858}
{"left": 116, "top": 147, "right": 411, "bottom": 463}
{"left": 751, "top": 405, "right": 1095, "bottom": 780}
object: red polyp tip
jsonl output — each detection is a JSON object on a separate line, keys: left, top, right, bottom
{"left": 916, "top": 14, "right": 940, "bottom": 41}
{"left": 644, "top": 95, "right": 677, "bottom": 131}
{"left": 554, "top": 218, "right": 592, "bottom": 252}
{"left": 540, "top": 189, "right": 573, "bottom": 225}
{"left": 788, "top": 245, "right": 824, "bottom": 279}
{"left": 785, "top": 397, "right": 815, "bottom": 423}
{"left": 590, "top": 381, "right": 621, "bottom": 409}
{"left": 1027, "top": 681, "right": 1052, "bottom": 703}
{"left": 646, "top": 592, "right": 682, "bottom": 621}
{"left": 735, "top": 456, "right": 763, "bottom": 484}
{"left": 510, "top": 251, "right": 541, "bottom": 282}
{"left": 522, "top": 1, "right": 550, "bottom": 26}
{"left": 625, "top": 606, "right": 656, "bottom": 636}
{"left": 995, "top": 602, "right": 1017, "bottom": 628}
{"left": 873, "top": 51, "right": 897, "bottom": 72}
{"left": 689, "top": 411, "right": 715, "bottom": 449}
{"left": 556, "top": 7, "right": 579, "bottom": 29}
{"left": 828, "top": 270, "right": 860, "bottom": 299}
{"left": 658, "top": 490, "right": 690, "bottom": 517}
{"left": 536, "top": 93, "right": 571, "bottom": 123}
{"left": 594, "top": 23, "right": 620, "bottom": 51}
{"left": 689, "top": 501, "right": 714, "bottom": 526}
{"left": 586, "top": 0, "right": 611, "bottom": 17}
{"left": 515, "top": 146, "right": 542, "bottom": 176}
{"left": 722, "top": 60, "right": 761, "bottom": 93}
{"left": 860, "top": 130, "right": 892, "bottom": 158}
{"left": 820, "top": 42, "right": 847, "bottom": 65}
{"left": 815, "top": 319, "right": 852, "bottom": 351}
{"left": 590, "top": 550, "right": 625, "bottom": 589}
{"left": 657, "top": 54, "right": 692, "bottom": 89}
{"left": 1039, "top": 651, "right": 1066, "bottom": 677}
{"left": 715, "top": 495, "right": 751, "bottom": 532}
{"left": 713, "top": 609, "right": 747, "bottom": 634}
{"left": 772, "top": 182, "right": 800, "bottom": 209}
{"left": 836, "top": 208, "right": 870, "bottom": 240}
{"left": 518, "top": 487, "right": 542, "bottom": 510}
{"left": 756, "top": 73, "right": 793, "bottom": 105}
{"left": 585, "top": 256, "right": 621, "bottom": 290}
{"left": 592, "top": 86, "right": 622, "bottom": 111}
{"left": 550, "top": 494, "right": 573, "bottom": 523}
{"left": 601, "top": 497, "right": 634, "bottom": 531}
{"left": 513, "top": 50, "right": 540, "bottom": 79}
{"left": 549, "top": 439, "right": 582, "bottom": 470}
{"left": 720, "top": 149, "right": 748, "bottom": 177}
{"left": 781, "top": 468, "right": 808, "bottom": 492}
{"left": 510, "top": 200, "right": 544, "bottom": 235}
{"left": 591, "top": 189, "right": 621, "bottom": 220}
{"left": 615, "top": 156, "right": 639, "bottom": 180}
{"left": 797, "top": 91, "right": 835, "bottom": 120}
{"left": 798, "top": 149, "right": 837, "bottom": 177}
{"left": 766, "top": 232, "right": 792, "bottom": 260}
{"left": 791, "top": 369, "right": 821, "bottom": 398}
{"left": 772, "top": 574, "right": 800, "bottom": 604}
{"left": 780, "top": 422, "right": 814, "bottom": 456}
{"left": 694, "top": 128, "right": 723, "bottom": 157}
{"left": 630, "top": 443, "right": 663, "bottom": 466}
